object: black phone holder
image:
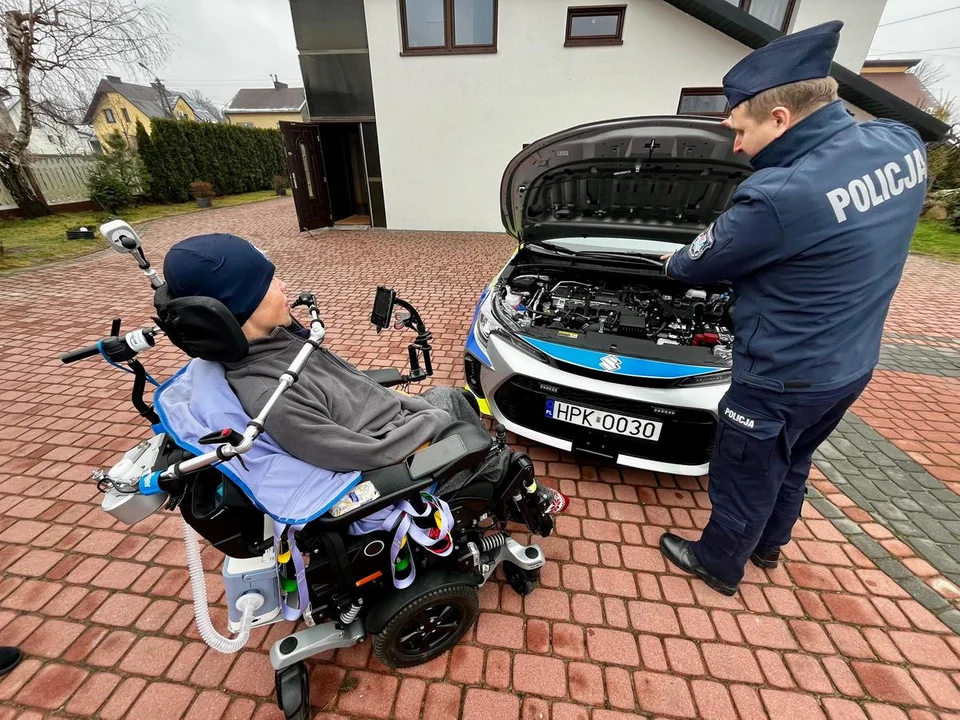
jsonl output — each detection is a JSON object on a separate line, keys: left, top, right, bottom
{"left": 370, "top": 286, "right": 433, "bottom": 384}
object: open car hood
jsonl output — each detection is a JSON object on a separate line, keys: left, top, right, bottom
{"left": 500, "top": 116, "right": 754, "bottom": 245}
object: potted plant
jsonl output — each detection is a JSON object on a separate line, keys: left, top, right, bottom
{"left": 190, "top": 181, "right": 215, "bottom": 208}
{"left": 273, "top": 174, "right": 290, "bottom": 196}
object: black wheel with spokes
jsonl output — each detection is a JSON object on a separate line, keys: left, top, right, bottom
{"left": 374, "top": 583, "right": 479, "bottom": 668}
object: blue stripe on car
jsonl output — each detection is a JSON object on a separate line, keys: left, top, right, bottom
{"left": 521, "top": 337, "right": 718, "bottom": 379}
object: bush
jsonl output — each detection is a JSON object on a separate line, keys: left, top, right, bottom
{"left": 88, "top": 171, "right": 134, "bottom": 213}
{"left": 86, "top": 130, "right": 141, "bottom": 213}
{"left": 273, "top": 174, "right": 290, "bottom": 192}
{"left": 139, "top": 118, "right": 285, "bottom": 203}
{"left": 190, "top": 181, "right": 215, "bottom": 199}
{"left": 928, "top": 141, "right": 960, "bottom": 191}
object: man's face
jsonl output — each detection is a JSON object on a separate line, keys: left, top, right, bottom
{"left": 242, "top": 276, "right": 292, "bottom": 339}
{"left": 722, "top": 103, "right": 791, "bottom": 158}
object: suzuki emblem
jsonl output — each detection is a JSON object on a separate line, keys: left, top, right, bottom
{"left": 599, "top": 354, "right": 622, "bottom": 372}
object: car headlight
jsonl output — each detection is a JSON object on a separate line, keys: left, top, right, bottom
{"left": 477, "top": 302, "right": 498, "bottom": 342}
{"left": 677, "top": 370, "right": 732, "bottom": 387}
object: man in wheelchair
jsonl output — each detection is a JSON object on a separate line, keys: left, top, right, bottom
{"left": 62, "top": 223, "right": 572, "bottom": 719}
{"left": 161, "top": 233, "right": 568, "bottom": 512}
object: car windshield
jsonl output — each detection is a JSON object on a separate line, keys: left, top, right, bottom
{"left": 542, "top": 237, "right": 685, "bottom": 255}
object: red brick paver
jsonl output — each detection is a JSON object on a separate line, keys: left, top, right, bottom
{"left": 855, "top": 372, "right": 960, "bottom": 491}
{"left": 1, "top": 200, "right": 960, "bottom": 718}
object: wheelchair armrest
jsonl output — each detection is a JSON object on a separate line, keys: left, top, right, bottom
{"left": 427, "top": 421, "right": 493, "bottom": 478}
{"left": 307, "top": 424, "right": 493, "bottom": 532}
{"left": 362, "top": 368, "right": 405, "bottom": 387}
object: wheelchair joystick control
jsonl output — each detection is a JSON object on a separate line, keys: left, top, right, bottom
{"left": 495, "top": 423, "right": 506, "bottom": 451}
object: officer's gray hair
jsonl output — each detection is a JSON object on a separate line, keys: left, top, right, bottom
{"left": 744, "top": 77, "right": 839, "bottom": 121}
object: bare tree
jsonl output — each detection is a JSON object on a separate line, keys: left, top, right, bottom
{"left": 0, "top": 1, "right": 169, "bottom": 217}
{"left": 189, "top": 89, "right": 224, "bottom": 123}
{"left": 931, "top": 90, "right": 957, "bottom": 125}
{"left": 911, "top": 61, "right": 948, "bottom": 108}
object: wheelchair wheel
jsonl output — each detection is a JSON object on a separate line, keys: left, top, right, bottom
{"left": 275, "top": 661, "right": 310, "bottom": 720}
{"left": 373, "top": 583, "right": 479, "bottom": 668}
{"left": 504, "top": 562, "right": 540, "bottom": 596}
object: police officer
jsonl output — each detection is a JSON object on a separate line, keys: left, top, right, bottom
{"left": 659, "top": 20, "right": 928, "bottom": 596}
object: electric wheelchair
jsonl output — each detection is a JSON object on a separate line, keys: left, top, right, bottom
{"left": 59, "top": 221, "right": 555, "bottom": 719}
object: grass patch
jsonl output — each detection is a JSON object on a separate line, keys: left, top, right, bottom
{"left": 911, "top": 219, "right": 960, "bottom": 262}
{"left": 0, "top": 190, "right": 281, "bottom": 272}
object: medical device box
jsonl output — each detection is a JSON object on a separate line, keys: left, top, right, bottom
{"left": 223, "top": 549, "right": 283, "bottom": 631}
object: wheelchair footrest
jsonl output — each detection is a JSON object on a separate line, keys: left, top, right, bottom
{"left": 481, "top": 537, "right": 545, "bottom": 584}
{"left": 270, "top": 619, "right": 366, "bottom": 671}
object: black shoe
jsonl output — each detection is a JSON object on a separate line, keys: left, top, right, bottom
{"left": 750, "top": 548, "right": 781, "bottom": 569}
{"left": 659, "top": 533, "right": 739, "bottom": 597}
{"left": 0, "top": 647, "right": 22, "bottom": 677}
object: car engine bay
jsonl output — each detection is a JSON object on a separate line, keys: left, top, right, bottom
{"left": 494, "top": 270, "right": 735, "bottom": 365}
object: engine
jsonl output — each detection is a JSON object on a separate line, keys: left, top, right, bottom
{"left": 497, "top": 274, "right": 734, "bottom": 363}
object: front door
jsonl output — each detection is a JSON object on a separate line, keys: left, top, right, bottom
{"left": 280, "top": 122, "right": 332, "bottom": 231}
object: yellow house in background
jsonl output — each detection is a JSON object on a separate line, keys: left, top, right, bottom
{"left": 82, "top": 76, "right": 219, "bottom": 147}
{"left": 223, "top": 80, "right": 306, "bottom": 130}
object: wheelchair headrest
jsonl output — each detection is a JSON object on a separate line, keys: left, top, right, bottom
{"left": 153, "top": 283, "right": 249, "bottom": 363}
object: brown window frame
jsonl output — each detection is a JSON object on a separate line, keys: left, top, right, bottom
{"left": 103, "top": 108, "right": 116, "bottom": 124}
{"left": 565, "top": 5, "right": 626, "bottom": 47}
{"left": 121, "top": 108, "right": 130, "bottom": 122}
{"left": 677, "top": 88, "right": 731, "bottom": 118}
{"left": 729, "top": 0, "right": 798, "bottom": 33}
{"left": 399, "top": 0, "right": 499, "bottom": 56}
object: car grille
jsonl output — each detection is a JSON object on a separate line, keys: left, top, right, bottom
{"left": 494, "top": 375, "right": 716, "bottom": 467}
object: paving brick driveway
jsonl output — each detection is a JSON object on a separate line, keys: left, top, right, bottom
{"left": 2, "top": 197, "right": 960, "bottom": 719}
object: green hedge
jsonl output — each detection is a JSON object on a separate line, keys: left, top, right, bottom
{"left": 136, "top": 118, "right": 286, "bottom": 203}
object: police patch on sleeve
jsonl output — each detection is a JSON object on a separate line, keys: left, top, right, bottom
{"left": 688, "top": 224, "right": 715, "bottom": 260}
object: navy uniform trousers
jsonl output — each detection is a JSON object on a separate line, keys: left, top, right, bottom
{"left": 692, "top": 371, "right": 873, "bottom": 586}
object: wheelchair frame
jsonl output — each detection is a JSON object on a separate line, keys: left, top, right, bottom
{"left": 61, "top": 221, "right": 554, "bottom": 720}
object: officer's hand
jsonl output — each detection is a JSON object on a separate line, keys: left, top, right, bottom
{"left": 660, "top": 253, "right": 673, "bottom": 277}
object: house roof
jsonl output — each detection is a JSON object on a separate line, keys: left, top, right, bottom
{"left": 83, "top": 77, "right": 176, "bottom": 124}
{"left": 223, "top": 87, "right": 306, "bottom": 114}
{"left": 862, "top": 58, "right": 922, "bottom": 70}
{"left": 660, "top": 0, "right": 950, "bottom": 141}
{"left": 183, "top": 100, "right": 220, "bottom": 124}
{"left": 860, "top": 69, "right": 937, "bottom": 112}
{"left": 82, "top": 77, "right": 221, "bottom": 125}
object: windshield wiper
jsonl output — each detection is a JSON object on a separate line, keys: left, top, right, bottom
{"left": 530, "top": 244, "right": 665, "bottom": 269}
{"left": 528, "top": 243, "right": 577, "bottom": 256}
{"left": 577, "top": 251, "right": 665, "bottom": 268}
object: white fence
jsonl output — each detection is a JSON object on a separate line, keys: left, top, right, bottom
{"left": 0, "top": 154, "right": 98, "bottom": 211}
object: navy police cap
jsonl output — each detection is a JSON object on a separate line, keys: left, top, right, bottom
{"left": 722, "top": 20, "right": 843, "bottom": 110}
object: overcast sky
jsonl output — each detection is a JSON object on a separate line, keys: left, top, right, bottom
{"left": 870, "top": 0, "right": 960, "bottom": 113}
{"left": 119, "top": 0, "right": 959, "bottom": 117}
{"left": 122, "top": 0, "right": 303, "bottom": 107}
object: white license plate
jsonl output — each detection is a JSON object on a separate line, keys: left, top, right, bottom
{"left": 545, "top": 399, "right": 663, "bottom": 441}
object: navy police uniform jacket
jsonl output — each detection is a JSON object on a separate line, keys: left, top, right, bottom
{"left": 668, "top": 100, "right": 927, "bottom": 393}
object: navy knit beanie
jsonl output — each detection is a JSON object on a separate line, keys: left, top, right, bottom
{"left": 162, "top": 234, "right": 275, "bottom": 326}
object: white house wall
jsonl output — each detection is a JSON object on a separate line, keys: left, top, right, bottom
{"left": 790, "top": 0, "right": 886, "bottom": 71}
{"left": 3, "top": 100, "right": 97, "bottom": 156}
{"left": 364, "top": 0, "right": 886, "bottom": 232}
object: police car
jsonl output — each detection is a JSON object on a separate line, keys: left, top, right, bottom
{"left": 463, "top": 116, "right": 754, "bottom": 475}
